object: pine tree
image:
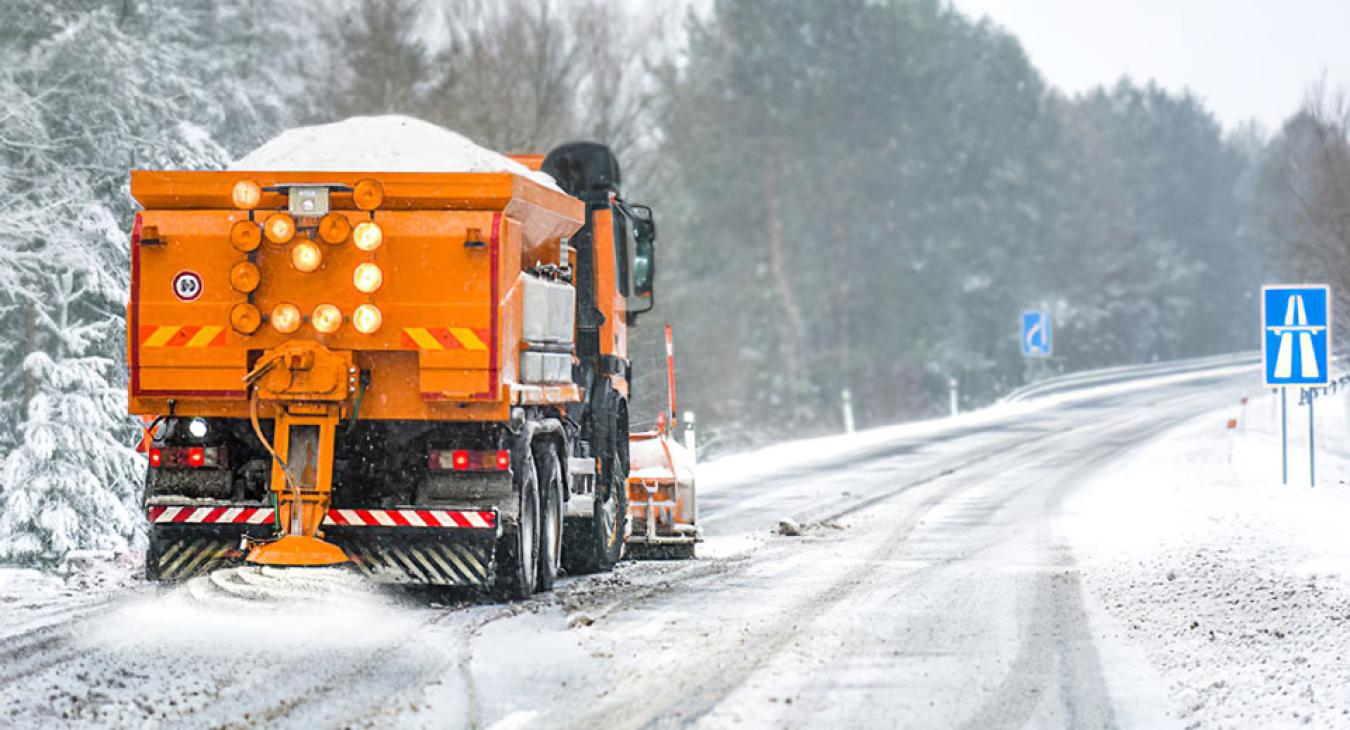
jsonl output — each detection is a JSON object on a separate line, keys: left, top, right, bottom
{"left": 0, "top": 271, "right": 143, "bottom": 564}
{"left": 0, "top": 0, "right": 298, "bottom": 565}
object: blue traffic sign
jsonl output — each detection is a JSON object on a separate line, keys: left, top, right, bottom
{"left": 1262, "top": 285, "right": 1331, "bottom": 387}
{"left": 1021, "top": 310, "right": 1051, "bottom": 357}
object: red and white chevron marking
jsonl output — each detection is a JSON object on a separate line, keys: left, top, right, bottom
{"left": 326, "top": 508, "right": 496, "bottom": 529}
{"left": 147, "top": 506, "right": 495, "bottom": 529}
{"left": 148, "top": 505, "right": 275, "bottom": 524}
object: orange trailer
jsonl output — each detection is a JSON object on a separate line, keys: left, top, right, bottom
{"left": 130, "top": 141, "right": 657, "bottom": 597}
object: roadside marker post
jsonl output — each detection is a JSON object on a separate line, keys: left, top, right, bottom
{"left": 1261, "top": 285, "right": 1331, "bottom": 487}
{"left": 841, "top": 389, "right": 855, "bottom": 434}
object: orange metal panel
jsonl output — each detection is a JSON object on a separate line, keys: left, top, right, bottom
{"left": 128, "top": 170, "right": 585, "bottom": 422}
{"left": 592, "top": 209, "right": 628, "bottom": 363}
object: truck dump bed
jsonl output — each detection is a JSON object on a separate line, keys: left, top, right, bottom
{"left": 128, "top": 170, "right": 585, "bottom": 421}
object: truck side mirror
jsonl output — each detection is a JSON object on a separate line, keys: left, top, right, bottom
{"left": 623, "top": 202, "right": 655, "bottom": 323}
{"left": 634, "top": 238, "right": 654, "bottom": 297}
{"left": 631, "top": 204, "right": 656, "bottom": 245}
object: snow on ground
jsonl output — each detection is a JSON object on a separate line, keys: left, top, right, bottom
{"left": 0, "top": 552, "right": 140, "bottom": 634}
{"left": 1064, "top": 387, "right": 1350, "bottom": 728}
{"left": 699, "top": 360, "right": 1258, "bottom": 490}
{"left": 229, "top": 115, "right": 561, "bottom": 191}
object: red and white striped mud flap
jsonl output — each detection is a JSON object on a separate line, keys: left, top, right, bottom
{"left": 147, "top": 506, "right": 496, "bottom": 529}
{"left": 146, "top": 506, "right": 498, "bottom": 587}
{"left": 324, "top": 509, "right": 499, "bottom": 587}
{"left": 148, "top": 505, "right": 275, "bottom": 525}
{"left": 325, "top": 508, "right": 496, "bottom": 529}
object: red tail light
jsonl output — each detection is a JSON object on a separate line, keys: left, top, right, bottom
{"left": 428, "top": 449, "right": 512, "bottom": 472}
{"left": 148, "top": 446, "right": 225, "bottom": 469}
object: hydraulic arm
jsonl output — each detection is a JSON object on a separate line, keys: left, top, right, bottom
{"left": 243, "top": 340, "right": 354, "bottom": 566}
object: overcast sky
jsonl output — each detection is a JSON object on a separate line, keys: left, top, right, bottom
{"left": 946, "top": 0, "right": 1349, "bottom": 132}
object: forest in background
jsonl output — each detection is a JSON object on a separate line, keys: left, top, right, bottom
{"left": 1, "top": 0, "right": 1348, "bottom": 560}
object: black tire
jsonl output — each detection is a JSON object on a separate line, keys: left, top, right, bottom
{"left": 145, "top": 527, "right": 163, "bottom": 581}
{"left": 494, "top": 449, "right": 540, "bottom": 600}
{"left": 562, "top": 399, "right": 628, "bottom": 574}
{"left": 534, "top": 443, "right": 564, "bottom": 592}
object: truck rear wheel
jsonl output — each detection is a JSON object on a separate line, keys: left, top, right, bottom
{"left": 562, "top": 449, "right": 628, "bottom": 575}
{"left": 494, "top": 449, "right": 540, "bottom": 599}
{"left": 534, "top": 444, "right": 564, "bottom": 591}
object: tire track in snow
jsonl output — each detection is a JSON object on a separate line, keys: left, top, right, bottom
{"left": 570, "top": 429, "right": 1075, "bottom": 728}
{"left": 573, "top": 389, "right": 1232, "bottom": 728}
{"left": 955, "top": 389, "right": 1230, "bottom": 728}
{"left": 0, "top": 597, "right": 123, "bottom": 687}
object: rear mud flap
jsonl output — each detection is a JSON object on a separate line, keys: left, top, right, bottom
{"left": 327, "top": 527, "right": 496, "bottom": 587}
{"left": 148, "top": 524, "right": 271, "bottom": 581}
{"left": 147, "top": 508, "right": 499, "bottom": 587}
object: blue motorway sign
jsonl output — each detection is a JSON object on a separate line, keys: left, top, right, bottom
{"left": 1262, "top": 285, "right": 1331, "bottom": 387}
{"left": 1021, "top": 310, "right": 1051, "bottom": 357}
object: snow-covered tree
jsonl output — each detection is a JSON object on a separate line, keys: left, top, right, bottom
{"left": 0, "top": 0, "right": 299, "bottom": 565}
{"left": 0, "top": 271, "right": 143, "bottom": 564}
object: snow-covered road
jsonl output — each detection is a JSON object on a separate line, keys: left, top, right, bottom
{"left": 7, "top": 359, "right": 1347, "bottom": 728}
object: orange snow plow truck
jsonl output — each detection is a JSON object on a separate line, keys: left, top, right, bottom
{"left": 128, "top": 143, "right": 656, "bottom": 597}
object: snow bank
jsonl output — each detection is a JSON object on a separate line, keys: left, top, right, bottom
{"left": 1064, "top": 388, "right": 1350, "bottom": 727}
{"left": 230, "top": 115, "right": 560, "bottom": 191}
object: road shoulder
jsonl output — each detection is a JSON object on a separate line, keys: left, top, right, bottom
{"left": 1063, "top": 389, "right": 1350, "bottom": 727}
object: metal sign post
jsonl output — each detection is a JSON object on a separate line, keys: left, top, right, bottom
{"left": 1261, "top": 285, "right": 1331, "bottom": 487}
{"left": 1308, "top": 390, "right": 1315, "bottom": 488}
{"left": 1281, "top": 389, "right": 1288, "bottom": 485}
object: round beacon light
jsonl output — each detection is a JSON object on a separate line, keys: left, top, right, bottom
{"left": 318, "top": 212, "right": 352, "bottom": 245}
{"left": 352, "top": 221, "right": 383, "bottom": 252}
{"left": 229, "top": 220, "right": 262, "bottom": 252}
{"left": 188, "top": 418, "right": 209, "bottom": 439}
{"left": 291, "top": 241, "right": 323, "bottom": 273}
{"left": 232, "top": 180, "right": 262, "bottom": 210}
{"left": 352, "top": 304, "right": 382, "bottom": 334}
{"left": 352, "top": 263, "right": 383, "bottom": 293}
{"left": 270, "top": 302, "right": 302, "bottom": 334}
{"left": 264, "top": 213, "right": 296, "bottom": 244}
{"left": 311, "top": 304, "right": 342, "bottom": 334}
{"left": 229, "top": 302, "right": 262, "bottom": 335}
{"left": 352, "top": 178, "right": 385, "bottom": 211}
{"left": 229, "top": 261, "right": 261, "bottom": 293}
